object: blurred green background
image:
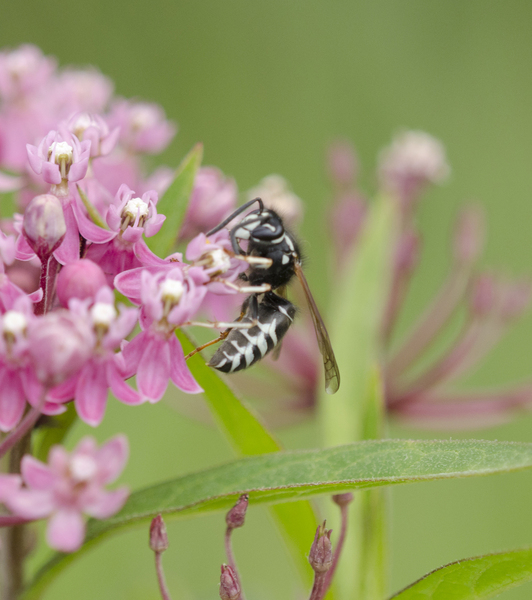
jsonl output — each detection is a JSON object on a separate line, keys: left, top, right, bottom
{"left": 3, "top": 1, "right": 532, "bottom": 598}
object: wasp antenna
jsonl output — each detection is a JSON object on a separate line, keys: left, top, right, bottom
{"left": 206, "top": 197, "right": 264, "bottom": 236}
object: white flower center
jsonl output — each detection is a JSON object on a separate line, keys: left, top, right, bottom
{"left": 69, "top": 454, "right": 98, "bottom": 482}
{"left": 208, "top": 248, "right": 231, "bottom": 273}
{"left": 2, "top": 311, "right": 27, "bottom": 336}
{"left": 72, "top": 113, "right": 92, "bottom": 134}
{"left": 6, "top": 50, "right": 34, "bottom": 77}
{"left": 123, "top": 198, "right": 149, "bottom": 220}
{"left": 160, "top": 279, "right": 184, "bottom": 303}
{"left": 90, "top": 302, "right": 117, "bottom": 327}
{"left": 131, "top": 106, "right": 156, "bottom": 130}
{"left": 49, "top": 141, "right": 73, "bottom": 164}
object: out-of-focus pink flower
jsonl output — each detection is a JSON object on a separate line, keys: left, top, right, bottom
{"left": 247, "top": 175, "right": 304, "bottom": 229}
{"left": 0, "top": 45, "right": 56, "bottom": 101}
{"left": 179, "top": 167, "right": 238, "bottom": 241}
{"left": 47, "top": 287, "right": 141, "bottom": 426}
{"left": 117, "top": 267, "right": 205, "bottom": 401}
{"left": 0, "top": 295, "right": 43, "bottom": 431}
{"left": 327, "top": 140, "right": 359, "bottom": 189}
{"left": 378, "top": 130, "right": 450, "bottom": 205}
{"left": 107, "top": 100, "right": 176, "bottom": 154}
{"left": 56, "top": 259, "right": 107, "bottom": 307}
{"left": 67, "top": 112, "right": 120, "bottom": 158}
{"left": 27, "top": 310, "right": 93, "bottom": 386}
{"left": 27, "top": 130, "right": 91, "bottom": 185}
{"left": 6, "top": 435, "right": 129, "bottom": 552}
{"left": 53, "top": 68, "right": 114, "bottom": 114}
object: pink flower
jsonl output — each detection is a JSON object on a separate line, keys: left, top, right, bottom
{"left": 0, "top": 296, "right": 44, "bottom": 431}
{"left": 0, "top": 231, "right": 16, "bottom": 267}
{"left": 27, "top": 129, "right": 91, "bottom": 185}
{"left": 6, "top": 436, "right": 129, "bottom": 552}
{"left": 117, "top": 267, "right": 205, "bottom": 401}
{"left": 67, "top": 112, "right": 120, "bottom": 158}
{"left": 179, "top": 167, "right": 238, "bottom": 241}
{"left": 0, "top": 44, "right": 56, "bottom": 101}
{"left": 53, "top": 68, "right": 114, "bottom": 114}
{"left": 107, "top": 99, "right": 176, "bottom": 154}
{"left": 56, "top": 259, "right": 107, "bottom": 307}
{"left": 47, "top": 287, "right": 141, "bottom": 426}
{"left": 84, "top": 184, "right": 166, "bottom": 283}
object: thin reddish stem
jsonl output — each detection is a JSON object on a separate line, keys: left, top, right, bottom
{"left": 154, "top": 552, "right": 172, "bottom": 600}
{"left": 0, "top": 392, "right": 47, "bottom": 460}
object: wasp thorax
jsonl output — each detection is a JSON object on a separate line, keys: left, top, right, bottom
{"left": 2, "top": 310, "right": 27, "bottom": 339}
{"left": 121, "top": 197, "right": 150, "bottom": 229}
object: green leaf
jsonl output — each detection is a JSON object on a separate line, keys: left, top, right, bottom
{"left": 390, "top": 547, "right": 532, "bottom": 600}
{"left": 76, "top": 184, "right": 108, "bottom": 229}
{"left": 146, "top": 143, "right": 203, "bottom": 257}
{"left": 32, "top": 403, "right": 77, "bottom": 463}
{"left": 177, "top": 330, "right": 317, "bottom": 586}
{"left": 319, "top": 194, "right": 399, "bottom": 599}
{"left": 23, "top": 439, "right": 532, "bottom": 599}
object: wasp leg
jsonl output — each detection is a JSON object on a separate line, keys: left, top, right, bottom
{"left": 213, "top": 278, "right": 271, "bottom": 294}
{"left": 184, "top": 308, "right": 247, "bottom": 360}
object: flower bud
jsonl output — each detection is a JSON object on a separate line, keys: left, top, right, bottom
{"left": 327, "top": 140, "right": 359, "bottom": 187}
{"left": 225, "top": 494, "right": 248, "bottom": 529}
{"left": 453, "top": 206, "right": 485, "bottom": 265}
{"left": 247, "top": 175, "right": 304, "bottom": 229}
{"left": 56, "top": 259, "right": 107, "bottom": 307}
{"left": 378, "top": 130, "right": 450, "bottom": 203}
{"left": 22, "top": 194, "right": 66, "bottom": 260}
{"left": 219, "top": 564, "right": 241, "bottom": 600}
{"left": 332, "top": 492, "right": 354, "bottom": 507}
{"left": 469, "top": 273, "right": 497, "bottom": 317}
{"left": 309, "top": 521, "right": 333, "bottom": 573}
{"left": 149, "top": 514, "right": 169, "bottom": 553}
{"left": 27, "top": 310, "right": 92, "bottom": 385}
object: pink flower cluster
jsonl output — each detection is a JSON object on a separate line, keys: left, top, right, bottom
{"left": 0, "top": 435, "right": 129, "bottom": 552}
{"left": 0, "top": 44, "right": 253, "bottom": 433}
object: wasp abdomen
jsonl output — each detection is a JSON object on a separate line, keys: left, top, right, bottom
{"left": 208, "top": 295, "right": 296, "bottom": 373}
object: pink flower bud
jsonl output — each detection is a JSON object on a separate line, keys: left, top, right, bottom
{"left": 247, "top": 175, "right": 304, "bottom": 229}
{"left": 309, "top": 521, "right": 333, "bottom": 573}
{"left": 225, "top": 494, "right": 248, "bottom": 529}
{"left": 22, "top": 194, "right": 66, "bottom": 260}
{"left": 149, "top": 514, "right": 169, "bottom": 553}
{"left": 378, "top": 130, "right": 450, "bottom": 203}
{"left": 332, "top": 493, "right": 354, "bottom": 507}
{"left": 453, "top": 206, "right": 485, "bottom": 265}
{"left": 469, "top": 273, "right": 497, "bottom": 317}
{"left": 56, "top": 259, "right": 107, "bottom": 307}
{"left": 327, "top": 140, "right": 359, "bottom": 187}
{"left": 219, "top": 565, "right": 241, "bottom": 600}
{"left": 27, "top": 311, "right": 92, "bottom": 385}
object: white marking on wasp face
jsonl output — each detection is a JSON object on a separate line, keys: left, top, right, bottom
{"left": 278, "top": 305, "right": 293, "bottom": 321}
{"left": 263, "top": 223, "right": 276, "bottom": 232}
{"left": 281, "top": 254, "right": 289, "bottom": 265}
{"left": 234, "top": 227, "right": 250, "bottom": 240}
{"left": 285, "top": 235, "right": 295, "bottom": 251}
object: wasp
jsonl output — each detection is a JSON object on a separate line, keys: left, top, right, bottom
{"left": 192, "top": 197, "right": 340, "bottom": 394}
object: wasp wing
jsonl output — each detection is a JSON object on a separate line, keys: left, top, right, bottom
{"left": 294, "top": 262, "right": 340, "bottom": 394}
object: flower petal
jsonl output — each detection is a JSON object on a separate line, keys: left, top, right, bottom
{"left": 6, "top": 489, "right": 55, "bottom": 519}
{"left": 107, "top": 361, "right": 142, "bottom": 406}
{"left": 21, "top": 456, "right": 56, "bottom": 489}
{"left": 75, "top": 361, "right": 108, "bottom": 426}
{"left": 95, "top": 435, "right": 129, "bottom": 484}
{"left": 0, "top": 368, "right": 27, "bottom": 432}
{"left": 83, "top": 487, "right": 129, "bottom": 519}
{"left": 46, "top": 509, "right": 86, "bottom": 552}
{"left": 136, "top": 336, "right": 170, "bottom": 402}
{"left": 169, "top": 335, "right": 203, "bottom": 394}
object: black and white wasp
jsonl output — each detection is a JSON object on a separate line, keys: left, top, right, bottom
{"left": 201, "top": 197, "right": 340, "bottom": 395}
